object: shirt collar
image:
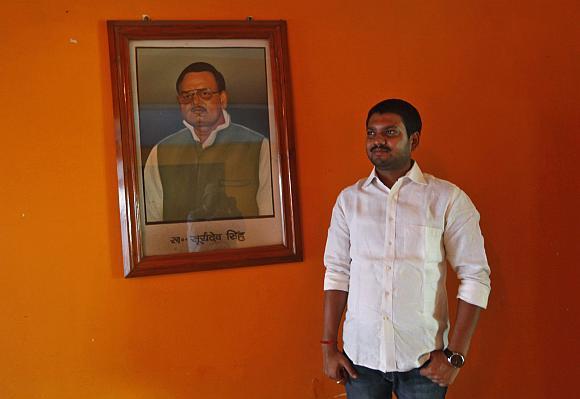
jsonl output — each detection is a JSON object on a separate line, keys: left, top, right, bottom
{"left": 362, "top": 160, "right": 427, "bottom": 188}
{"left": 182, "top": 110, "right": 231, "bottom": 149}
{"left": 406, "top": 161, "right": 427, "bottom": 185}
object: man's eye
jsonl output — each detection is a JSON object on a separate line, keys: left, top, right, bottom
{"left": 366, "top": 130, "right": 375, "bottom": 137}
{"left": 386, "top": 129, "right": 398, "bottom": 136}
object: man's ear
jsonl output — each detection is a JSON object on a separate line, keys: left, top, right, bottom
{"left": 219, "top": 91, "right": 228, "bottom": 109}
{"left": 410, "top": 131, "right": 420, "bottom": 151}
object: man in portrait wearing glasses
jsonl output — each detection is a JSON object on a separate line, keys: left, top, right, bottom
{"left": 321, "top": 99, "right": 491, "bottom": 398}
{"left": 144, "top": 62, "right": 273, "bottom": 223}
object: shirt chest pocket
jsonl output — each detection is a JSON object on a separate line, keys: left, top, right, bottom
{"left": 402, "top": 225, "right": 444, "bottom": 263}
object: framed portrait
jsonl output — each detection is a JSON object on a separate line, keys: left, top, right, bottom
{"left": 107, "top": 20, "right": 302, "bottom": 277}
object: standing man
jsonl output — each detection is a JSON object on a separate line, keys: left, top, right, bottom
{"left": 144, "top": 62, "right": 273, "bottom": 223}
{"left": 322, "top": 99, "right": 491, "bottom": 398}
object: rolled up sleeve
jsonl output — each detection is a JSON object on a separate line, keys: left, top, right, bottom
{"left": 444, "top": 188, "right": 491, "bottom": 309}
{"left": 324, "top": 194, "right": 352, "bottom": 292}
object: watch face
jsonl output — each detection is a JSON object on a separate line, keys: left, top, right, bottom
{"left": 450, "top": 354, "right": 464, "bottom": 368}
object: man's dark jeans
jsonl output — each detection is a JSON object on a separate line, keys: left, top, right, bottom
{"left": 345, "top": 360, "right": 447, "bottom": 399}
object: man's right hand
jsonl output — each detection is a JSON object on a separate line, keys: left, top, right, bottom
{"left": 322, "top": 347, "right": 358, "bottom": 382}
{"left": 321, "top": 291, "right": 355, "bottom": 383}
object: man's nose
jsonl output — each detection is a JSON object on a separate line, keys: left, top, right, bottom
{"left": 372, "top": 133, "right": 387, "bottom": 145}
{"left": 192, "top": 93, "right": 203, "bottom": 105}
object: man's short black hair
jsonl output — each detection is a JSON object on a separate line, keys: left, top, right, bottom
{"left": 175, "top": 62, "right": 226, "bottom": 93}
{"left": 366, "top": 99, "right": 422, "bottom": 137}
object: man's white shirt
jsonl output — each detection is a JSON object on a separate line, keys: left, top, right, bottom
{"left": 143, "top": 110, "right": 273, "bottom": 222}
{"left": 323, "top": 162, "right": 491, "bottom": 372}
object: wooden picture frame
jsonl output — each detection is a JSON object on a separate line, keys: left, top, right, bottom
{"left": 107, "top": 20, "right": 302, "bottom": 277}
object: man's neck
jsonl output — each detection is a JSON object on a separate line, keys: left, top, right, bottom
{"left": 194, "top": 127, "right": 214, "bottom": 144}
{"left": 195, "top": 116, "right": 225, "bottom": 144}
{"left": 183, "top": 111, "right": 229, "bottom": 147}
{"left": 375, "top": 161, "right": 413, "bottom": 188}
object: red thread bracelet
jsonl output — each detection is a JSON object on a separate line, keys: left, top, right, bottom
{"left": 320, "top": 340, "right": 338, "bottom": 345}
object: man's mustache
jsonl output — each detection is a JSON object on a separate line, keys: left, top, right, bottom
{"left": 371, "top": 144, "right": 391, "bottom": 152}
{"left": 191, "top": 106, "right": 207, "bottom": 112}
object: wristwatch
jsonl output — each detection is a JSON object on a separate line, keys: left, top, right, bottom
{"left": 443, "top": 348, "right": 465, "bottom": 368}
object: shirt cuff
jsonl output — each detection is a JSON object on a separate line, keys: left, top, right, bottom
{"left": 457, "top": 280, "right": 491, "bottom": 309}
{"left": 323, "top": 274, "right": 350, "bottom": 292}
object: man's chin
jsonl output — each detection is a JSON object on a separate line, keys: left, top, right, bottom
{"left": 369, "top": 156, "right": 392, "bottom": 168}
{"left": 371, "top": 157, "right": 402, "bottom": 169}
{"left": 373, "top": 162, "right": 392, "bottom": 170}
{"left": 187, "top": 117, "right": 209, "bottom": 128}
{"left": 373, "top": 159, "right": 412, "bottom": 173}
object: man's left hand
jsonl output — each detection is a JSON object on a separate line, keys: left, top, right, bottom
{"left": 419, "top": 350, "right": 460, "bottom": 387}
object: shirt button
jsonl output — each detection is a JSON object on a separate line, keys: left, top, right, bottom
{"left": 386, "top": 265, "right": 391, "bottom": 270}
{"left": 388, "top": 241, "right": 393, "bottom": 246}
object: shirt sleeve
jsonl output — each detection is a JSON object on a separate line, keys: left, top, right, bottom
{"left": 143, "top": 146, "right": 163, "bottom": 222}
{"left": 323, "top": 193, "right": 351, "bottom": 292}
{"left": 257, "top": 138, "right": 274, "bottom": 216}
{"left": 444, "top": 187, "right": 491, "bottom": 309}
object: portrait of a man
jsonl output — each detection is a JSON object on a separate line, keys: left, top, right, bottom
{"left": 109, "top": 26, "right": 298, "bottom": 267}
{"left": 143, "top": 61, "right": 274, "bottom": 223}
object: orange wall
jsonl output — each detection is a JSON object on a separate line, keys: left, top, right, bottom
{"left": 1, "top": 1, "right": 578, "bottom": 398}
